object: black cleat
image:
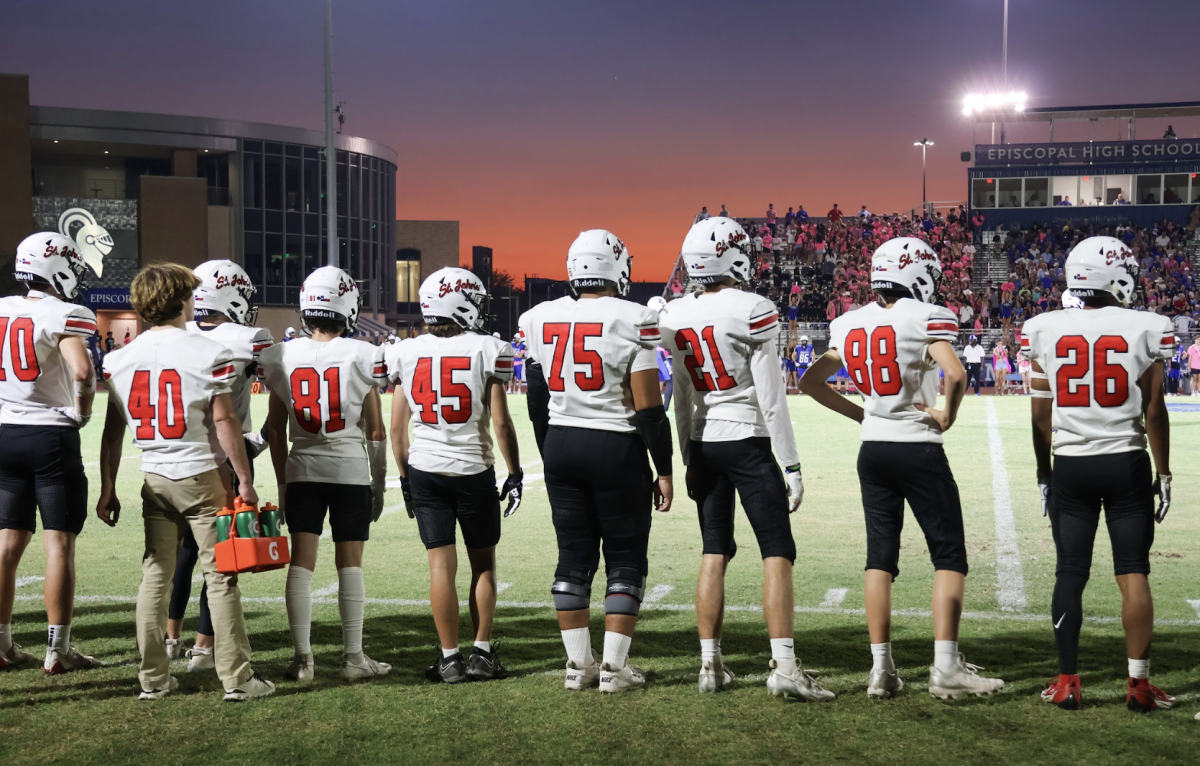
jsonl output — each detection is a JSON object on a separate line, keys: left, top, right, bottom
{"left": 466, "top": 646, "right": 508, "bottom": 681}
{"left": 425, "top": 652, "right": 467, "bottom": 684}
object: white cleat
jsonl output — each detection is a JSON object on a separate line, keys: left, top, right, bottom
{"left": 224, "top": 673, "right": 276, "bottom": 702}
{"left": 44, "top": 645, "right": 99, "bottom": 675}
{"left": 698, "top": 658, "right": 734, "bottom": 693}
{"left": 867, "top": 669, "right": 904, "bottom": 698}
{"left": 343, "top": 654, "right": 391, "bottom": 681}
{"left": 766, "top": 659, "right": 836, "bottom": 702}
{"left": 928, "top": 655, "right": 1005, "bottom": 699}
{"left": 599, "top": 662, "right": 646, "bottom": 694}
{"left": 564, "top": 659, "right": 600, "bottom": 691}
{"left": 287, "top": 652, "right": 315, "bottom": 683}
{"left": 185, "top": 646, "right": 215, "bottom": 672}
{"left": 138, "top": 676, "right": 179, "bottom": 701}
{"left": 0, "top": 641, "right": 37, "bottom": 669}
{"left": 165, "top": 638, "right": 182, "bottom": 661}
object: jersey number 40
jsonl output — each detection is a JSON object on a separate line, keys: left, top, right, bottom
{"left": 843, "top": 326, "right": 902, "bottom": 396}
{"left": 128, "top": 369, "right": 186, "bottom": 440}
{"left": 1055, "top": 335, "right": 1128, "bottom": 407}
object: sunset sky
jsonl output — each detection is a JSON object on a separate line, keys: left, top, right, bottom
{"left": 5, "top": 0, "right": 1200, "bottom": 281}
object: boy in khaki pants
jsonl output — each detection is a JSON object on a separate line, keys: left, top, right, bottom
{"left": 96, "top": 263, "right": 274, "bottom": 701}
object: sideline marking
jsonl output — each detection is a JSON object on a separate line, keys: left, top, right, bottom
{"left": 644, "top": 584, "right": 674, "bottom": 603}
{"left": 15, "top": 576, "right": 45, "bottom": 588}
{"left": 1189, "top": 599, "right": 1200, "bottom": 619}
{"left": 312, "top": 581, "right": 340, "bottom": 598}
{"left": 986, "top": 398, "right": 1027, "bottom": 612}
{"left": 819, "top": 588, "right": 848, "bottom": 608}
{"left": 497, "top": 582, "right": 513, "bottom": 594}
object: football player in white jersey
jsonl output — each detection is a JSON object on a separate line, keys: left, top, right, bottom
{"left": 1023, "top": 236, "right": 1175, "bottom": 713}
{"left": 800, "top": 237, "right": 1005, "bottom": 700}
{"left": 659, "top": 218, "right": 832, "bottom": 702}
{"left": 519, "top": 229, "right": 673, "bottom": 693}
{"left": 387, "top": 267, "right": 522, "bottom": 683}
{"left": 96, "top": 263, "right": 274, "bottom": 701}
{"left": 0, "top": 233, "right": 99, "bottom": 674}
{"left": 165, "top": 260, "right": 274, "bottom": 672}
{"left": 260, "top": 266, "right": 390, "bottom": 683}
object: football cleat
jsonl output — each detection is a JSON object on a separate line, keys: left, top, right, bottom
{"left": 0, "top": 641, "right": 37, "bottom": 669}
{"left": 185, "top": 646, "right": 214, "bottom": 672}
{"left": 165, "top": 638, "right": 182, "bottom": 661}
{"left": 425, "top": 652, "right": 467, "bottom": 684}
{"left": 286, "top": 652, "right": 315, "bottom": 683}
{"left": 1126, "top": 678, "right": 1175, "bottom": 713}
{"left": 44, "top": 645, "right": 99, "bottom": 675}
{"left": 928, "top": 655, "right": 1004, "bottom": 699}
{"left": 564, "top": 659, "right": 601, "bottom": 691}
{"left": 1041, "top": 674, "right": 1082, "bottom": 710}
{"left": 138, "top": 676, "right": 179, "bottom": 701}
{"left": 867, "top": 669, "right": 904, "bottom": 699}
{"left": 223, "top": 672, "right": 276, "bottom": 702}
{"left": 698, "top": 658, "right": 734, "bottom": 693}
{"left": 599, "top": 662, "right": 646, "bottom": 694}
{"left": 466, "top": 646, "right": 508, "bottom": 682}
{"left": 342, "top": 654, "right": 391, "bottom": 681}
{"left": 766, "top": 659, "right": 836, "bottom": 702}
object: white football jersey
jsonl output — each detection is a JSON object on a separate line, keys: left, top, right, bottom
{"left": 386, "top": 332, "right": 514, "bottom": 476}
{"left": 0, "top": 292, "right": 96, "bottom": 427}
{"left": 103, "top": 327, "right": 235, "bottom": 480}
{"left": 1022, "top": 306, "right": 1173, "bottom": 457}
{"left": 518, "top": 296, "right": 659, "bottom": 433}
{"left": 185, "top": 321, "right": 274, "bottom": 431}
{"left": 828, "top": 299, "right": 959, "bottom": 443}
{"left": 658, "top": 288, "right": 779, "bottom": 439}
{"left": 259, "top": 337, "right": 386, "bottom": 484}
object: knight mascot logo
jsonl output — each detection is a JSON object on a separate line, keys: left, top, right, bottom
{"left": 58, "top": 208, "right": 112, "bottom": 278}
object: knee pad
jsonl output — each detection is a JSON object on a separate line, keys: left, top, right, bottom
{"left": 551, "top": 571, "right": 592, "bottom": 612}
{"left": 604, "top": 567, "right": 645, "bottom": 616}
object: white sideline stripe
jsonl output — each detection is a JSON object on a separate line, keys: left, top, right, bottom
{"left": 312, "top": 581, "right": 340, "bottom": 598}
{"left": 191, "top": 575, "right": 204, "bottom": 584}
{"left": 986, "top": 399, "right": 1027, "bottom": 613}
{"left": 496, "top": 582, "right": 513, "bottom": 594}
{"left": 1189, "top": 599, "right": 1200, "bottom": 619}
{"left": 15, "top": 576, "right": 45, "bottom": 588}
{"left": 18, "top": 593, "right": 1200, "bottom": 627}
{"left": 819, "top": 588, "right": 848, "bottom": 607}
{"left": 644, "top": 584, "right": 674, "bottom": 603}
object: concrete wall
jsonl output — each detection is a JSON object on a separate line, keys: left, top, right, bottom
{"left": 0, "top": 74, "right": 33, "bottom": 265}
{"left": 255, "top": 306, "right": 302, "bottom": 344}
{"left": 396, "top": 220, "right": 459, "bottom": 277}
{"left": 139, "top": 176, "right": 207, "bottom": 268}
{"left": 207, "top": 205, "right": 231, "bottom": 261}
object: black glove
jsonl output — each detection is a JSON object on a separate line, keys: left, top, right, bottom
{"left": 400, "top": 476, "right": 414, "bottom": 519}
{"left": 500, "top": 470, "right": 523, "bottom": 518}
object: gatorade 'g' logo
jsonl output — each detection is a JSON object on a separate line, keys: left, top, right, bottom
{"left": 268, "top": 541, "right": 279, "bottom": 560}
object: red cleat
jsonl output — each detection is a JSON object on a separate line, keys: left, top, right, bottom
{"left": 1041, "top": 674, "right": 1082, "bottom": 710}
{"left": 1126, "top": 678, "right": 1175, "bottom": 713}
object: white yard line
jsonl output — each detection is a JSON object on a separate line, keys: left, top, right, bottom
{"left": 312, "top": 581, "right": 340, "bottom": 598}
{"left": 496, "top": 582, "right": 513, "bottom": 594}
{"left": 643, "top": 584, "right": 674, "bottom": 603}
{"left": 819, "top": 588, "right": 848, "bottom": 608}
{"left": 15, "top": 576, "right": 45, "bottom": 588}
{"left": 1189, "top": 599, "right": 1200, "bottom": 619}
{"left": 986, "top": 398, "right": 1027, "bottom": 613}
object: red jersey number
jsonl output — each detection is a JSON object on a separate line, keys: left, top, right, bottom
{"left": 0, "top": 317, "right": 41, "bottom": 383}
{"left": 1054, "top": 335, "right": 1129, "bottom": 408}
{"left": 674, "top": 327, "right": 737, "bottom": 392}
{"left": 543, "top": 323, "right": 606, "bottom": 392}
{"left": 290, "top": 367, "right": 346, "bottom": 434}
{"left": 410, "top": 356, "right": 473, "bottom": 424}
{"left": 128, "top": 369, "right": 186, "bottom": 440}
{"left": 843, "top": 326, "right": 902, "bottom": 396}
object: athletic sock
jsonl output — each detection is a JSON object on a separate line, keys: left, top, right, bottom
{"left": 0, "top": 623, "right": 11, "bottom": 653}
{"left": 700, "top": 638, "right": 720, "bottom": 664}
{"left": 933, "top": 640, "right": 959, "bottom": 673}
{"left": 1128, "top": 658, "right": 1149, "bottom": 680}
{"left": 561, "top": 627, "right": 593, "bottom": 667}
{"left": 1051, "top": 571, "right": 1087, "bottom": 675}
{"left": 47, "top": 624, "right": 70, "bottom": 654}
{"left": 871, "top": 642, "right": 896, "bottom": 673}
{"left": 602, "top": 631, "right": 632, "bottom": 669}
{"left": 285, "top": 566, "right": 314, "bottom": 656}
{"left": 338, "top": 566, "right": 366, "bottom": 663}
{"left": 442, "top": 647, "right": 460, "bottom": 659}
{"left": 474, "top": 640, "right": 492, "bottom": 655}
{"left": 770, "top": 637, "right": 797, "bottom": 675}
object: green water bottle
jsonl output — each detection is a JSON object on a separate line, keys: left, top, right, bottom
{"left": 216, "top": 513, "right": 233, "bottom": 543}
{"left": 259, "top": 508, "right": 281, "bottom": 538}
{"left": 235, "top": 508, "right": 259, "bottom": 538}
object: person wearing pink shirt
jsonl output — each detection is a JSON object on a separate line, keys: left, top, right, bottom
{"left": 1188, "top": 338, "right": 1200, "bottom": 397}
{"left": 766, "top": 204, "right": 778, "bottom": 235}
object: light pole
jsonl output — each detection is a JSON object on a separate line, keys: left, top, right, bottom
{"left": 914, "top": 139, "right": 933, "bottom": 213}
{"left": 1000, "top": 0, "right": 1009, "bottom": 142}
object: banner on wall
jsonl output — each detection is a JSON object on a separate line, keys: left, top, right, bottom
{"left": 84, "top": 289, "right": 132, "bottom": 311}
{"left": 975, "top": 139, "right": 1200, "bottom": 167}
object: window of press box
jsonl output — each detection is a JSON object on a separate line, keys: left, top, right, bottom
{"left": 1163, "top": 174, "right": 1188, "bottom": 204}
{"left": 971, "top": 178, "right": 996, "bottom": 208}
{"left": 1135, "top": 174, "right": 1161, "bottom": 205}
{"left": 997, "top": 178, "right": 1022, "bottom": 208}
{"left": 1024, "top": 178, "right": 1048, "bottom": 206}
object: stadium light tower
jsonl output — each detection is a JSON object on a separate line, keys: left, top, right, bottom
{"left": 962, "top": 91, "right": 1026, "bottom": 143}
{"left": 914, "top": 139, "right": 934, "bottom": 211}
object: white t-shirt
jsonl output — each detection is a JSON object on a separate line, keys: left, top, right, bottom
{"left": 259, "top": 337, "right": 386, "bottom": 484}
{"left": 828, "top": 299, "right": 959, "bottom": 444}
{"left": 963, "top": 344, "right": 986, "bottom": 364}
{"left": 0, "top": 292, "right": 96, "bottom": 427}
{"left": 518, "top": 296, "right": 659, "bottom": 434}
{"left": 386, "top": 332, "right": 513, "bottom": 476}
{"left": 103, "top": 327, "right": 235, "bottom": 480}
{"left": 1022, "top": 307, "right": 1173, "bottom": 456}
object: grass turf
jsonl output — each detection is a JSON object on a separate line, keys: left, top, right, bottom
{"left": 1, "top": 393, "right": 1199, "bottom": 765}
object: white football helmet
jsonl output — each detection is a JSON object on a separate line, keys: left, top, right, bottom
{"left": 1065, "top": 236, "right": 1139, "bottom": 306}
{"left": 799, "top": 335, "right": 810, "bottom": 345}
{"left": 680, "top": 218, "right": 752, "bottom": 285}
{"left": 870, "top": 237, "right": 943, "bottom": 304}
{"left": 193, "top": 260, "right": 258, "bottom": 325}
{"left": 566, "top": 229, "right": 632, "bottom": 296}
{"left": 419, "top": 267, "right": 489, "bottom": 331}
{"left": 15, "top": 232, "right": 93, "bottom": 301}
{"left": 299, "top": 266, "right": 361, "bottom": 336}
{"left": 1061, "top": 289, "right": 1084, "bottom": 309}
{"left": 647, "top": 296, "right": 667, "bottom": 313}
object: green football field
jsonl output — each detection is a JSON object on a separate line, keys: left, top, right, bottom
{"left": 2, "top": 393, "right": 1199, "bottom": 765}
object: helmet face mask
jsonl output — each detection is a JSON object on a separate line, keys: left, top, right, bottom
{"left": 566, "top": 229, "right": 632, "bottom": 297}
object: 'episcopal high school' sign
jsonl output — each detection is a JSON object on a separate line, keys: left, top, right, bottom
{"left": 975, "top": 139, "right": 1200, "bottom": 167}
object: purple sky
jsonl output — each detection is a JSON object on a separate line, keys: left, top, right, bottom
{"left": 5, "top": 0, "right": 1199, "bottom": 278}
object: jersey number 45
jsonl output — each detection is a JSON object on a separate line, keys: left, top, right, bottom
{"left": 410, "top": 357, "right": 472, "bottom": 425}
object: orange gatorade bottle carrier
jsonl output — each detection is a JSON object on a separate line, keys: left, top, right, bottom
{"left": 214, "top": 497, "right": 290, "bottom": 575}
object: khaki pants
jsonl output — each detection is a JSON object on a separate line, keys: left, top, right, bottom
{"left": 135, "top": 469, "right": 252, "bottom": 691}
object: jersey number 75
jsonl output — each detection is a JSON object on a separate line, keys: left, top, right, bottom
{"left": 543, "top": 323, "right": 604, "bottom": 392}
